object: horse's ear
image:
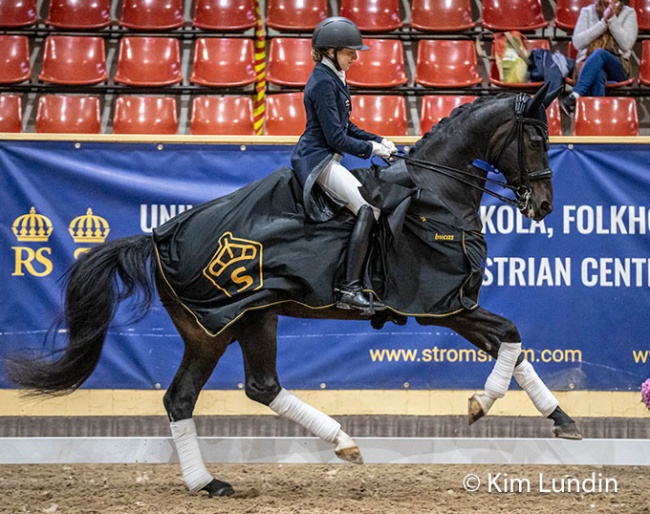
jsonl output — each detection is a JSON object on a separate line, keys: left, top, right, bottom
{"left": 543, "top": 86, "right": 563, "bottom": 109}
{"left": 525, "top": 82, "right": 550, "bottom": 117}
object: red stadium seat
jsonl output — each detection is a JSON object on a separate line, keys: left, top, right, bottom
{"left": 38, "top": 36, "right": 107, "bottom": 86}
{"left": 190, "top": 38, "right": 256, "bottom": 87}
{"left": 0, "top": 0, "right": 38, "bottom": 28}
{"left": 0, "top": 94, "right": 23, "bottom": 132}
{"left": 546, "top": 97, "right": 562, "bottom": 136}
{"left": 45, "top": 0, "right": 112, "bottom": 29}
{"left": 113, "top": 96, "right": 178, "bottom": 134}
{"left": 419, "top": 95, "right": 476, "bottom": 134}
{"left": 411, "top": 0, "right": 475, "bottom": 32}
{"left": 119, "top": 0, "right": 184, "bottom": 31}
{"left": 35, "top": 94, "right": 102, "bottom": 134}
{"left": 265, "top": 92, "right": 306, "bottom": 135}
{"left": 573, "top": 96, "right": 639, "bottom": 136}
{"left": 114, "top": 37, "right": 182, "bottom": 87}
{"left": 554, "top": 0, "right": 592, "bottom": 32}
{"left": 266, "top": 0, "right": 328, "bottom": 31}
{"left": 634, "top": 0, "right": 650, "bottom": 32}
{"left": 564, "top": 42, "right": 635, "bottom": 88}
{"left": 415, "top": 39, "right": 482, "bottom": 88}
{"left": 346, "top": 39, "right": 407, "bottom": 88}
{"left": 192, "top": 0, "right": 257, "bottom": 31}
{"left": 0, "top": 36, "right": 31, "bottom": 84}
{"left": 339, "top": 0, "right": 402, "bottom": 33}
{"left": 489, "top": 38, "right": 550, "bottom": 88}
{"left": 190, "top": 96, "right": 256, "bottom": 135}
{"left": 266, "top": 38, "right": 314, "bottom": 87}
{"left": 482, "top": 0, "right": 548, "bottom": 32}
{"left": 350, "top": 95, "right": 408, "bottom": 136}
{"left": 640, "top": 40, "right": 650, "bottom": 86}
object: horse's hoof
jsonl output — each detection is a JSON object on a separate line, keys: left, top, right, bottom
{"left": 553, "top": 423, "right": 583, "bottom": 440}
{"left": 200, "top": 478, "right": 235, "bottom": 498}
{"left": 468, "top": 394, "right": 486, "bottom": 425}
{"left": 335, "top": 446, "right": 364, "bottom": 465}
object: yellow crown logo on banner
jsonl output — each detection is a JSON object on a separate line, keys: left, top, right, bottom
{"left": 68, "top": 208, "right": 110, "bottom": 243}
{"left": 12, "top": 207, "right": 54, "bottom": 242}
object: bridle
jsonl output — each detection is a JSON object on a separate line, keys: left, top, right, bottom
{"left": 396, "top": 93, "right": 552, "bottom": 211}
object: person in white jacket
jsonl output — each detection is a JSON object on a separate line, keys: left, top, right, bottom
{"left": 561, "top": 0, "right": 637, "bottom": 114}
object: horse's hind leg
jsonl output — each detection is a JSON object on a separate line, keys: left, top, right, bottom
{"left": 425, "top": 306, "right": 582, "bottom": 439}
{"left": 157, "top": 276, "right": 235, "bottom": 497}
{"left": 237, "top": 309, "right": 364, "bottom": 464}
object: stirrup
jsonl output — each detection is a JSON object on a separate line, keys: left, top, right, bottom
{"left": 335, "top": 288, "right": 386, "bottom": 315}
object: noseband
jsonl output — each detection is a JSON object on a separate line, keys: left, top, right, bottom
{"left": 398, "top": 94, "right": 552, "bottom": 211}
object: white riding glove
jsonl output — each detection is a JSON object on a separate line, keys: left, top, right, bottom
{"left": 371, "top": 140, "right": 392, "bottom": 159}
{"left": 381, "top": 138, "right": 398, "bottom": 154}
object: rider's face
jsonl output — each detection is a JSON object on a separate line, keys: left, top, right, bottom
{"left": 330, "top": 48, "right": 358, "bottom": 71}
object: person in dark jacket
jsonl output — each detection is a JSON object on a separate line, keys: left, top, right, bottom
{"left": 291, "top": 16, "right": 397, "bottom": 314}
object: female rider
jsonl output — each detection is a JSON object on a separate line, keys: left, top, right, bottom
{"left": 290, "top": 16, "right": 397, "bottom": 314}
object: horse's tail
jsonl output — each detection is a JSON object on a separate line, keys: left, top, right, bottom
{"left": 5, "top": 235, "right": 157, "bottom": 396}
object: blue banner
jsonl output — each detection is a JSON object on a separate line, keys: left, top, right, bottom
{"left": 1, "top": 141, "right": 648, "bottom": 391}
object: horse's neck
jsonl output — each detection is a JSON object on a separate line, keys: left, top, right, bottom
{"left": 410, "top": 135, "right": 484, "bottom": 221}
{"left": 411, "top": 102, "right": 512, "bottom": 217}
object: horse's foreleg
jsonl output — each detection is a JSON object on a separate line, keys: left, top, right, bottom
{"left": 428, "top": 307, "right": 522, "bottom": 422}
{"left": 158, "top": 276, "right": 235, "bottom": 497}
{"left": 237, "top": 310, "right": 363, "bottom": 464}
{"left": 513, "top": 359, "right": 582, "bottom": 439}
{"left": 425, "top": 307, "right": 582, "bottom": 438}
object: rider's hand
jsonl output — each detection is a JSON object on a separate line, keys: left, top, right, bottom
{"left": 371, "top": 140, "right": 392, "bottom": 159}
{"left": 381, "top": 138, "right": 398, "bottom": 155}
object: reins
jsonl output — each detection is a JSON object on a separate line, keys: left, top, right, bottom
{"left": 397, "top": 153, "right": 524, "bottom": 208}
{"left": 394, "top": 94, "right": 552, "bottom": 211}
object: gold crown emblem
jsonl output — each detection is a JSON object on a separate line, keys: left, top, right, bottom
{"left": 68, "top": 208, "right": 110, "bottom": 243}
{"left": 12, "top": 207, "right": 54, "bottom": 242}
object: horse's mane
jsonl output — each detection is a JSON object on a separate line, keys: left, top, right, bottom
{"left": 409, "top": 93, "right": 515, "bottom": 156}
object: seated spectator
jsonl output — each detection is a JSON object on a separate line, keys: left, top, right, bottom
{"left": 561, "top": 0, "right": 637, "bottom": 115}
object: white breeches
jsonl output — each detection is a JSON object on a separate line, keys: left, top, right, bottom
{"left": 317, "top": 157, "right": 380, "bottom": 220}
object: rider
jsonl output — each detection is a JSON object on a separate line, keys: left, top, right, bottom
{"left": 290, "top": 16, "right": 397, "bottom": 313}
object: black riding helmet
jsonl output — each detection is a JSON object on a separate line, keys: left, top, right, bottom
{"left": 312, "top": 16, "right": 369, "bottom": 51}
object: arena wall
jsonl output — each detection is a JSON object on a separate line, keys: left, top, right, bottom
{"left": 1, "top": 135, "right": 649, "bottom": 431}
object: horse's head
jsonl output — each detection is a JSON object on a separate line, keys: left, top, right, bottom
{"left": 488, "top": 83, "right": 560, "bottom": 221}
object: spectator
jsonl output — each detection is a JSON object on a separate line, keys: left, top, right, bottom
{"left": 561, "top": 0, "right": 637, "bottom": 115}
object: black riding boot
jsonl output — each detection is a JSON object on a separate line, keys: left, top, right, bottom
{"left": 336, "top": 205, "right": 386, "bottom": 314}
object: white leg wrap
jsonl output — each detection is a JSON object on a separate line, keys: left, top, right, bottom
{"left": 514, "top": 360, "right": 559, "bottom": 417}
{"left": 269, "top": 388, "right": 341, "bottom": 443}
{"left": 170, "top": 418, "right": 213, "bottom": 493}
{"left": 334, "top": 430, "right": 356, "bottom": 452}
{"left": 484, "top": 342, "right": 522, "bottom": 399}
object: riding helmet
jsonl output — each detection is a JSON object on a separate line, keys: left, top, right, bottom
{"left": 312, "top": 17, "right": 369, "bottom": 51}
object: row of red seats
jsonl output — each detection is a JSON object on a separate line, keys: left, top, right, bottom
{"left": 4, "top": 34, "right": 650, "bottom": 90}
{"left": 0, "top": 93, "right": 408, "bottom": 135}
{"left": 2, "top": 0, "right": 650, "bottom": 33}
{"left": 0, "top": 92, "right": 639, "bottom": 136}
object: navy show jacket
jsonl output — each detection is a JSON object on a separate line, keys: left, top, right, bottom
{"left": 290, "top": 62, "right": 382, "bottom": 185}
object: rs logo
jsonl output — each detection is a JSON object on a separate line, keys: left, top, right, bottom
{"left": 12, "top": 247, "right": 54, "bottom": 277}
{"left": 203, "top": 232, "right": 263, "bottom": 298}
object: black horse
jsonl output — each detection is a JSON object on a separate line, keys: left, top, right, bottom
{"left": 6, "top": 86, "right": 581, "bottom": 498}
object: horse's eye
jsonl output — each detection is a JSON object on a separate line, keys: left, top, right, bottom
{"left": 529, "top": 136, "right": 543, "bottom": 149}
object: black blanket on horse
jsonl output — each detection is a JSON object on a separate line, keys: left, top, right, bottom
{"left": 153, "top": 166, "right": 486, "bottom": 335}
